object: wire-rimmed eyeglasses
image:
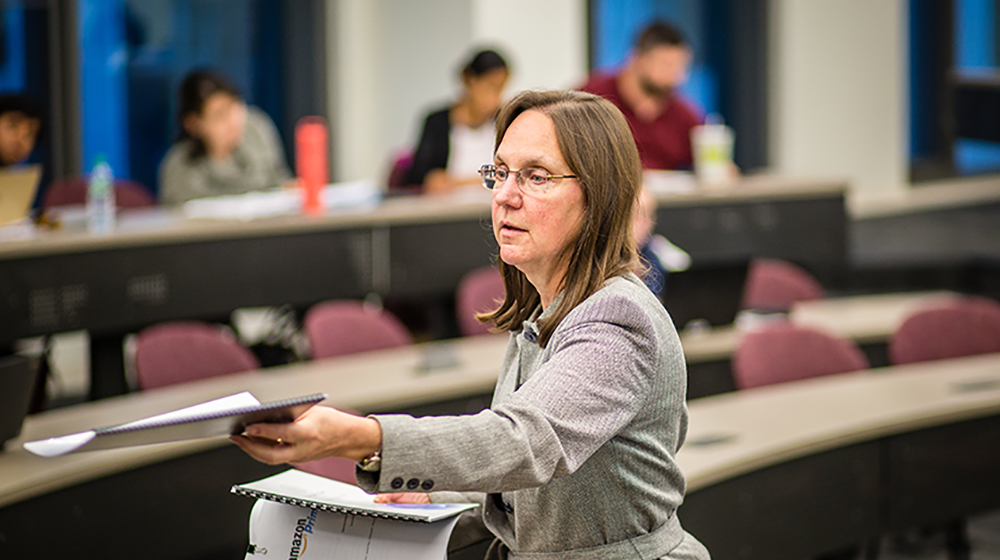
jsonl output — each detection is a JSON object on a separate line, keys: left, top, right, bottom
{"left": 478, "top": 164, "right": 577, "bottom": 195}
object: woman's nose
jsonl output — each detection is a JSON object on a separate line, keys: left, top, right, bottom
{"left": 492, "top": 174, "right": 521, "bottom": 206}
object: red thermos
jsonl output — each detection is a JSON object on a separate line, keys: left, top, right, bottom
{"left": 296, "top": 117, "right": 328, "bottom": 216}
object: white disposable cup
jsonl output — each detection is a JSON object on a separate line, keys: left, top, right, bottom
{"left": 691, "top": 124, "right": 734, "bottom": 186}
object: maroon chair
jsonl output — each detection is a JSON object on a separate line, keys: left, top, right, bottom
{"left": 387, "top": 150, "right": 414, "bottom": 189}
{"left": 741, "top": 258, "right": 825, "bottom": 312}
{"left": 889, "top": 297, "right": 1000, "bottom": 365}
{"left": 456, "top": 266, "right": 505, "bottom": 337}
{"left": 134, "top": 321, "right": 261, "bottom": 390}
{"left": 42, "top": 177, "right": 156, "bottom": 209}
{"left": 304, "top": 300, "right": 413, "bottom": 360}
{"left": 732, "top": 322, "right": 870, "bottom": 390}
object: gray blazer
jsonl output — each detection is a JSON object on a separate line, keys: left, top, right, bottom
{"left": 358, "top": 274, "right": 709, "bottom": 559}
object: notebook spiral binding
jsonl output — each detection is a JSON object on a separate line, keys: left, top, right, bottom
{"left": 231, "top": 486, "right": 431, "bottom": 522}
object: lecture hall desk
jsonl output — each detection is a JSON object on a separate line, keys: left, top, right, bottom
{"left": 0, "top": 175, "right": 847, "bottom": 399}
{"left": 2, "top": 333, "right": 1000, "bottom": 560}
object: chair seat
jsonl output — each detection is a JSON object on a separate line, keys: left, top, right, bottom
{"left": 42, "top": 177, "right": 156, "bottom": 209}
{"left": 456, "top": 266, "right": 505, "bottom": 337}
{"left": 304, "top": 300, "right": 413, "bottom": 360}
{"left": 741, "top": 258, "right": 825, "bottom": 312}
{"left": 135, "top": 321, "right": 261, "bottom": 390}
{"left": 890, "top": 297, "right": 1000, "bottom": 365}
{"left": 733, "top": 322, "right": 870, "bottom": 390}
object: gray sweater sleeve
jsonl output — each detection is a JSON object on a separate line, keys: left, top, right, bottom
{"left": 357, "top": 292, "right": 660, "bottom": 494}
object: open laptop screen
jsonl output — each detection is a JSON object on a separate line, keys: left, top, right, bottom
{"left": 0, "top": 165, "right": 42, "bottom": 225}
{"left": 662, "top": 259, "right": 750, "bottom": 329}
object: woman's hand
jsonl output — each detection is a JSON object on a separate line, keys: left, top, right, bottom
{"left": 231, "top": 405, "right": 381, "bottom": 465}
{"left": 374, "top": 493, "right": 432, "bottom": 504}
{"left": 423, "top": 170, "right": 459, "bottom": 195}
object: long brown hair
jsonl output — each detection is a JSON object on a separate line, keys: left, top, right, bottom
{"left": 479, "top": 90, "right": 642, "bottom": 347}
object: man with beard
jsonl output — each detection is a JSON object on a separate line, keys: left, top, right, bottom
{"left": 580, "top": 21, "right": 702, "bottom": 170}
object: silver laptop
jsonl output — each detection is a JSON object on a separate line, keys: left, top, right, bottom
{"left": 0, "top": 165, "right": 42, "bottom": 225}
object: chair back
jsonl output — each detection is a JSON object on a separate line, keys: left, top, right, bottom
{"left": 889, "top": 297, "right": 1000, "bottom": 365}
{"left": 135, "top": 322, "right": 261, "bottom": 390}
{"left": 456, "top": 266, "right": 505, "bottom": 337}
{"left": 741, "top": 258, "right": 824, "bottom": 312}
{"left": 387, "top": 150, "right": 414, "bottom": 189}
{"left": 42, "top": 177, "right": 156, "bottom": 209}
{"left": 304, "top": 300, "right": 413, "bottom": 360}
{"left": 733, "top": 322, "right": 869, "bottom": 390}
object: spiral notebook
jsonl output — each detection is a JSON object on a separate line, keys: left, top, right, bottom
{"left": 23, "top": 392, "right": 325, "bottom": 457}
{"left": 232, "top": 469, "right": 477, "bottom": 523}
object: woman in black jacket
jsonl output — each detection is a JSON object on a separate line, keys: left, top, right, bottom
{"left": 407, "top": 49, "right": 509, "bottom": 194}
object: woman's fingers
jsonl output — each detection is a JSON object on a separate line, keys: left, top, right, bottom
{"left": 231, "top": 434, "right": 297, "bottom": 465}
{"left": 232, "top": 406, "right": 382, "bottom": 465}
{"left": 373, "top": 492, "right": 431, "bottom": 504}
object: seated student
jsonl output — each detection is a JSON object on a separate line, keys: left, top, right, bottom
{"left": 159, "top": 70, "right": 291, "bottom": 205}
{"left": 633, "top": 187, "right": 691, "bottom": 299}
{"left": 406, "top": 49, "right": 509, "bottom": 194}
{"left": 580, "top": 21, "right": 702, "bottom": 170}
{"left": 0, "top": 94, "right": 43, "bottom": 167}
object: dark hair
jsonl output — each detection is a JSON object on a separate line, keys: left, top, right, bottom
{"left": 0, "top": 93, "right": 44, "bottom": 141}
{"left": 461, "top": 49, "right": 508, "bottom": 80}
{"left": 177, "top": 70, "right": 242, "bottom": 160}
{"left": 635, "top": 21, "right": 688, "bottom": 52}
{"left": 480, "top": 90, "right": 642, "bottom": 347}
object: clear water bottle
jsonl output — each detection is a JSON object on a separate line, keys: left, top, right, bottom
{"left": 87, "top": 156, "right": 116, "bottom": 234}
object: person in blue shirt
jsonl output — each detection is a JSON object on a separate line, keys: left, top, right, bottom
{"left": 633, "top": 187, "right": 690, "bottom": 299}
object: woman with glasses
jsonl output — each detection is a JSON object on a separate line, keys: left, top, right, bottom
{"left": 234, "top": 90, "right": 709, "bottom": 560}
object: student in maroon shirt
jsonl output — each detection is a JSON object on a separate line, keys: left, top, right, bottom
{"left": 580, "top": 21, "right": 702, "bottom": 170}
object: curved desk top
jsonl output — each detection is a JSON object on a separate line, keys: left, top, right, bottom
{"left": 0, "top": 175, "right": 845, "bottom": 260}
{"left": 680, "top": 352, "right": 1000, "bottom": 491}
{"left": 3, "top": 320, "right": 1000, "bottom": 512}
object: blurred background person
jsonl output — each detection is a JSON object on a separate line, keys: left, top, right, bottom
{"left": 581, "top": 21, "right": 701, "bottom": 171}
{"left": 159, "top": 70, "right": 291, "bottom": 205}
{"left": 0, "top": 93, "right": 43, "bottom": 168}
{"left": 406, "top": 49, "right": 509, "bottom": 194}
{"left": 633, "top": 187, "right": 691, "bottom": 299}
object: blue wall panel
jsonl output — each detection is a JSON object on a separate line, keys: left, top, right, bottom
{"left": 0, "top": 2, "right": 27, "bottom": 93}
{"left": 78, "top": 0, "right": 130, "bottom": 177}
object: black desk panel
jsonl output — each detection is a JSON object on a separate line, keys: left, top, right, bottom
{"left": 388, "top": 218, "right": 497, "bottom": 298}
{"left": 680, "top": 442, "right": 881, "bottom": 560}
{"left": 886, "top": 415, "right": 1000, "bottom": 531}
{"left": 0, "top": 229, "right": 372, "bottom": 344}
{"left": 0, "top": 445, "right": 285, "bottom": 560}
{"left": 657, "top": 195, "right": 848, "bottom": 284}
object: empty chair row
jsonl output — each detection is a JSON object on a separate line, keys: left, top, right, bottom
{"left": 732, "top": 295, "right": 1000, "bottom": 391}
